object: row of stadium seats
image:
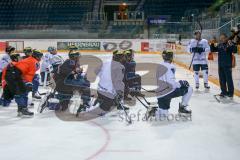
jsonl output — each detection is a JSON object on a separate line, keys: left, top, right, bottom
{"left": 0, "top": 0, "right": 93, "bottom": 27}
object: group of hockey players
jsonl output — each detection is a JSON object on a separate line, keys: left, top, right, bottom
{"left": 0, "top": 44, "right": 193, "bottom": 119}
{"left": 0, "top": 30, "right": 238, "bottom": 120}
{"left": 0, "top": 46, "right": 63, "bottom": 117}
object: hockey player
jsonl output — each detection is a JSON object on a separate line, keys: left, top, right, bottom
{"left": 147, "top": 51, "right": 192, "bottom": 118}
{"left": 188, "top": 31, "right": 211, "bottom": 89}
{"left": 123, "top": 49, "right": 141, "bottom": 100}
{"left": 40, "top": 46, "right": 57, "bottom": 84}
{"left": 0, "top": 46, "right": 15, "bottom": 87}
{"left": 4, "top": 49, "right": 43, "bottom": 117}
{"left": 94, "top": 50, "right": 129, "bottom": 114}
{"left": 22, "top": 47, "right": 33, "bottom": 59}
{"left": 22, "top": 47, "right": 41, "bottom": 100}
{"left": 0, "top": 50, "right": 20, "bottom": 107}
{"left": 54, "top": 50, "right": 91, "bottom": 111}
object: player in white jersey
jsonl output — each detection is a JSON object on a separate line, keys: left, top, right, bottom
{"left": 147, "top": 51, "right": 193, "bottom": 118}
{"left": 187, "top": 31, "right": 210, "bottom": 89}
{"left": 0, "top": 46, "right": 15, "bottom": 86}
{"left": 40, "top": 46, "right": 63, "bottom": 84}
{"left": 94, "top": 50, "right": 129, "bottom": 113}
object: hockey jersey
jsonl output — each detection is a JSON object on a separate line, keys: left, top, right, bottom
{"left": 187, "top": 39, "right": 210, "bottom": 65}
{"left": 14, "top": 56, "right": 40, "bottom": 82}
{"left": 0, "top": 54, "right": 11, "bottom": 73}
{"left": 40, "top": 53, "right": 53, "bottom": 72}
{"left": 96, "top": 60, "right": 125, "bottom": 99}
{"left": 156, "top": 62, "right": 181, "bottom": 98}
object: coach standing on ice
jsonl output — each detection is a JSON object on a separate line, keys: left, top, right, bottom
{"left": 210, "top": 33, "right": 237, "bottom": 99}
{"left": 188, "top": 31, "right": 211, "bottom": 90}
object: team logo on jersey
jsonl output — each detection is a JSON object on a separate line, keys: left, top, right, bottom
{"left": 171, "top": 68, "right": 175, "bottom": 74}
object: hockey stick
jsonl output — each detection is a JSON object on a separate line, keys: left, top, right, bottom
{"left": 189, "top": 52, "right": 196, "bottom": 70}
{"left": 118, "top": 100, "right": 132, "bottom": 124}
{"left": 135, "top": 96, "right": 149, "bottom": 109}
{"left": 38, "top": 90, "right": 56, "bottom": 113}
{"left": 189, "top": 19, "right": 203, "bottom": 70}
{"left": 141, "top": 87, "right": 155, "bottom": 93}
{"left": 142, "top": 86, "right": 170, "bottom": 94}
{"left": 38, "top": 91, "right": 47, "bottom": 96}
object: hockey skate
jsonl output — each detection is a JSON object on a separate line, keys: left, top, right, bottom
{"left": 178, "top": 103, "right": 192, "bottom": 117}
{"left": 146, "top": 107, "right": 158, "bottom": 119}
{"left": 76, "top": 104, "right": 87, "bottom": 117}
{"left": 204, "top": 83, "right": 210, "bottom": 89}
{"left": 32, "top": 92, "right": 42, "bottom": 100}
{"left": 17, "top": 108, "right": 34, "bottom": 117}
{"left": 195, "top": 83, "right": 199, "bottom": 89}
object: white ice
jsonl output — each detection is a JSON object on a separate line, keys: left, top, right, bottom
{"left": 0, "top": 53, "right": 240, "bottom": 160}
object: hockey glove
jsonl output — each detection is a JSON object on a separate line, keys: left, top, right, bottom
{"left": 179, "top": 80, "right": 189, "bottom": 88}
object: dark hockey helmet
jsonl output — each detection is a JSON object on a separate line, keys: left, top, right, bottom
{"left": 6, "top": 46, "right": 16, "bottom": 54}
{"left": 162, "top": 50, "right": 174, "bottom": 62}
{"left": 10, "top": 52, "right": 20, "bottom": 62}
{"left": 32, "top": 49, "right": 43, "bottom": 61}
{"left": 194, "top": 30, "right": 201, "bottom": 35}
{"left": 124, "top": 49, "right": 134, "bottom": 61}
{"left": 48, "top": 46, "right": 57, "bottom": 54}
{"left": 69, "top": 51, "right": 81, "bottom": 59}
{"left": 23, "top": 47, "right": 33, "bottom": 56}
{"left": 113, "top": 50, "right": 126, "bottom": 63}
{"left": 68, "top": 45, "right": 78, "bottom": 51}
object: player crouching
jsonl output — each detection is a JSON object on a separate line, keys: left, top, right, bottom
{"left": 94, "top": 50, "right": 129, "bottom": 115}
{"left": 53, "top": 50, "right": 91, "bottom": 113}
{"left": 147, "top": 50, "right": 193, "bottom": 119}
{"left": 123, "top": 49, "right": 142, "bottom": 100}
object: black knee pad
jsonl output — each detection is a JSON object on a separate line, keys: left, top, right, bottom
{"left": 157, "top": 98, "right": 170, "bottom": 110}
{"left": 99, "top": 99, "right": 114, "bottom": 111}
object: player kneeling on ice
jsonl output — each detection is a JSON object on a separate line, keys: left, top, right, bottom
{"left": 53, "top": 50, "right": 91, "bottom": 113}
{"left": 4, "top": 50, "right": 43, "bottom": 117}
{"left": 123, "top": 49, "right": 142, "bottom": 100}
{"left": 147, "top": 51, "right": 193, "bottom": 118}
{"left": 94, "top": 50, "right": 129, "bottom": 115}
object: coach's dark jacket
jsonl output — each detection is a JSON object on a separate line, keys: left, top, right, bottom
{"left": 211, "top": 43, "right": 237, "bottom": 67}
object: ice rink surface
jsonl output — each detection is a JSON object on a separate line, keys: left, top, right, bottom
{"left": 0, "top": 53, "right": 240, "bottom": 160}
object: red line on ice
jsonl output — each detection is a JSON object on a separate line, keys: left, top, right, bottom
{"left": 85, "top": 121, "right": 111, "bottom": 160}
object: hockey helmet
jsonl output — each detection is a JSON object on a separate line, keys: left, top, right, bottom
{"left": 48, "top": 46, "right": 57, "bottom": 54}
{"left": 32, "top": 49, "right": 43, "bottom": 60}
{"left": 6, "top": 46, "right": 16, "bottom": 54}
{"left": 124, "top": 49, "right": 134, "bottom": 61}
{"left": 113, "top": 50, "right": 126, "bottom": 63}
{"left": 9, "top": 52, "right": 20, "bottom": 62}
{"left": 68, "top": 45, "right": 78, "bottom": 51}
{"left": 162, "top": 50, "right": 174, "bottom": 62}
{"left": 23, "top": 47, "right": 33, "bottom": 56}
{"left": 69, "top": 51, "right": 81, "bottom": 59}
